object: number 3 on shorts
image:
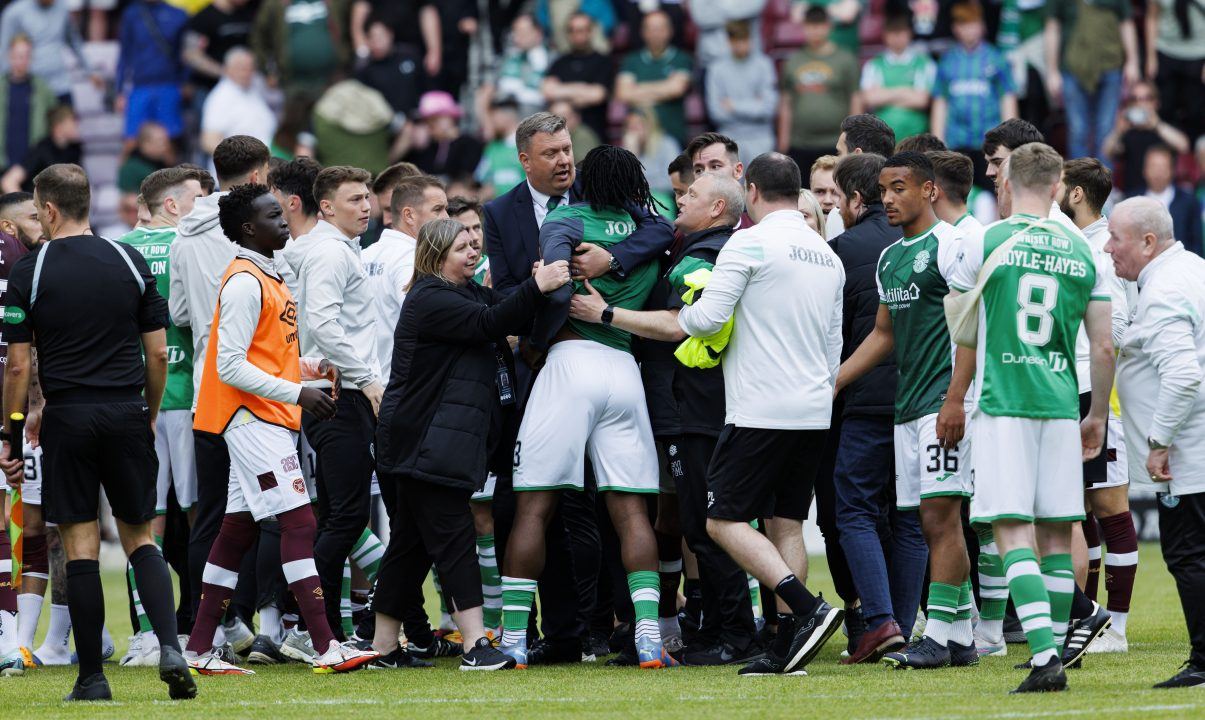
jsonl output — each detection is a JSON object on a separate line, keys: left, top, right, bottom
{"left": 1017, "top": 273, "right": 1058, "bottom": 346}
{"left": 513, "top": 441, "right": 522, "bottom": 469}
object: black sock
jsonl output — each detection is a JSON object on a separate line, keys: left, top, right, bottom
{"left": 774, "top": 575, "right": 818, "bottom": 617}
{"left": 683, "top": 579, "right": 702, "bottom": 616}
{"left": 130, "top": 544, "right": 181, "bottom": 652}
{"left": 66, "top": 559, "right": 105, "bottom": 679}
{"left": 1069, "top": 583, "right": 1094, "bottom": 621}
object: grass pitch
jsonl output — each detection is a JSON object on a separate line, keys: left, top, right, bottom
{"left": 1, "top": 543, "right": 1202, "bottom": 719}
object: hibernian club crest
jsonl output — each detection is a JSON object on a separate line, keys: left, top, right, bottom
{"left": 912, "top": 249, "right": 931, "bottom": 273}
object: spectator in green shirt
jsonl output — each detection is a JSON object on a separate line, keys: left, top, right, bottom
{"left": 475, "top": 99, "right": 527, "bottom": 198}
{"left": 616, "top": 10, "right": 692, "bottom": 145}
{"left": 859, "top": 13, "right": 936, "bottom": 143}
{"left": 778, "top": 6, "right": 859, "bottom": 179}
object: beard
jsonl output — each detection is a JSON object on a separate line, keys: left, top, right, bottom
{"left": 16, "top": 227, "right": 41, "bottom": 248}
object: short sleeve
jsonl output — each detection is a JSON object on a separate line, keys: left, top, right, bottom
{"left": 948, "top": 225, "right": 985, "bottom": 292}
{"left": 917, "top": 57, "right": 937, "bottom": 91}
{"left": 992, "top": 49, "right": 1016, "bottom": 94}
{"left": 1116, "top": 0, "right": 1133, "bottom": 20}
{"left": 619, "top": 53, "right": 638, "bottom": 75}
{"left": 875, "top": 246, "right": 889, "bottom": 303}
{"left": 780, "top": 58, "right": 796, "bottom": 91}
{"left": 128, "top": 246, "right": 170, "bottom": 332}
{"left": 937, "top": 228, "right": 964, "bottom": 285}
{"left": 932, "top": 59, "right": 949, "bottom": 98}
{"left": 859, "top": 58, "right": 881, "bottom": 91}
{"left": 672, "top": 51, "right": 692, "bottom": 74}
{"left": 2, "top": 254, "right": 34, "bottom": 344}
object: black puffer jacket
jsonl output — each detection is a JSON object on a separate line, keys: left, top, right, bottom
{"left": 376, "top": 275, "right": 546, "bottom": 490}
{"left": 829, "top": 204, "right": 900, "bottom": 418}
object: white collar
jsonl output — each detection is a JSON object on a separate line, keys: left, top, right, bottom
{"left": 527, "top": 181, "right": 567, "bottom": 210}
{"left": 1137, "top": 241, "right": 1185, "bottom": 291}
{"left": 1146, "top": 186, "right": 1176, "bottom": 207}
{"left": 1082, "top": 216, "right": 1109, "bottom": 238}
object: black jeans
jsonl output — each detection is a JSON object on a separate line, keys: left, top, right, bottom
{"left": 303, "top": 389, "right": 375, "bottom": 639}
{"left": 1158, "top": 490, "right": 1205, "bottom": 666}
{"left": 188, "top": 429, "right": 230, "bottom": 619}
{"left": 1156, "top": 52, "right": 1204, "bottom": 141}
{"left": 373, "top": 473, "right": 481, "bottom": 620}
{"left": 675, "top": 433, "right": 757, "bottom": 648}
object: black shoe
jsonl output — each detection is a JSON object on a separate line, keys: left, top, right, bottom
{"left": 527, "top": 638, "right": 581, "bottom": 665}
{"left": 460, "top": 637, "right": 517, "bottom": 671}
{"left": 1003, "top": 613, "right": 1026, "bottom": 644}
{"left": 780, "top": 599, "right": 844, "bottom": 674}
{"left": 737, "top": 654, "right": 806, "bottom": 676}
{"left": 608, "top": 623, "right": 631, "bottom": 654}
{"left": 1011, "top": 658, "right": 1067, "bottom": 693}
{"left": 949, "top": 640, "right": 980, "bottom": 667}
{"left": 367, "top": 647, "right": 433, "bottom": 669}
{"left": 1063, "top": 602, "right": 1111, "bottom": 669}
{"left": 882, "top": 636, "right": 951, "bottom": 670}
{"left": 605, "top": 640, "right": 638, "bottom": 667}
{"left": 586, "top": 631, "right": 611, "bottom": 659}
{"left": 64, "top": 673, "right": 112, "bottom": 702}
{"left": 247, "top": 635, "right": 289, "bottom": 665}
{"left": 843, "top": 605, "right": 867, "bottom": 657}
{"left": 158, "top": 647, "right": 197, "bottom": 700}
{"left": 1153, "top": 660, "right": 1205, "bottom": 688}
{"left": 354, "top": 611, "right": 375, "bottom": 642}
{"left": 684, "top": 640, "right": 764, "bottom": 666}
{"left": 678, "top": 605, "right": 702, "bottom": 645}
{"left": 407, "top": 637, "right": 461, "bottom": 659}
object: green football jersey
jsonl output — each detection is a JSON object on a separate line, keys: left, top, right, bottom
{"left": 949, "top": 214, "right": 1108, "bottom": 419}
{"left": 545, "top": 204, "right": 659, "bottom": 353}
{"left": 877, "top": 221, "right": 961, "bottom": 423}
{"left": 119, "top": 226, "right": 194, "bottom": 411}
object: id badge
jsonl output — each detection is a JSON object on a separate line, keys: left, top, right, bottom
{"left": 495, "top": 349, "right": 515, "bottom": 406}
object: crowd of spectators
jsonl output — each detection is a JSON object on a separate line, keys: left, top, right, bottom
{"left": 0, "top": 0, "right": 1200, "bottom": 246}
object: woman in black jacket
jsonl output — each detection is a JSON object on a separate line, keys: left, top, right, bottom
{"left": 370, "top": 217, "right": 569, "bottom": 671}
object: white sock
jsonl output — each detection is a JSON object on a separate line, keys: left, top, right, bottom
{"left": 16, "top": 594, "right": 44, "bottom": 648}
{"left": 924, "top": 617, "right": 952, "bottom": 646}
{"left": 0, "top": 610, "right": 17, "bottom": 653}
{"left": 213, "top": 625, "right": 226, "bottom": 647}
{"left": 659, "top": 615, "right": 681, "bottom": 640}
{"left": 951, "top": 618, "right": 973, "bottom": 646}
{"left": 35, "top": 603, "right": 71, "bottom": 656}
{"left": 1111, "top": 611, "right": 1127, "bottom": 637}
{"left": 260, "top": 604, "right": 284, "bottom": 644}
{"left": 440, "top": 612, "right": 454, "bottom": 631}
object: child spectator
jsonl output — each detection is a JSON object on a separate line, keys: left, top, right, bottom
{"left": 860, "top": 12, "right": 936, "bottom": 144}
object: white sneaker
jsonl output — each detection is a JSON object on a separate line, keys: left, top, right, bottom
{"left": 223, "top": 617, "right": 255, "bottom": 655}
{"left": 279, "top": 629, "right": 317, "bottom": 663}
{"left": 1085, "top": 627, "right": 1128, "bottom": 653}
{"left": 119, "top": 632, "right": 161, "bottom": 667}
{"left": 973, "top": 628, "right": 1007, "bottom": 657}
{"left": 186, "top": 650, "right": 255, "bottom": 676}
{"left": 312, "top": 640, "right": 377, "bottom": 674}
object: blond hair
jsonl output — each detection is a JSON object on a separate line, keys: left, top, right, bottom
{"left": 798, "top": 189, "right": 826, "bottom": 236}
{"left": 406, "top": 218, "right": 468, "bottom": 291}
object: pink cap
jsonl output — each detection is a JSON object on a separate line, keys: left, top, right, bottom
{"left": 418, "top": 91, "right": 462, "bottom": 119}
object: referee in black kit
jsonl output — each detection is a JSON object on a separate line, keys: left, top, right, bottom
{"left": 0, "top": 164, "right": 196, "bottom": 702}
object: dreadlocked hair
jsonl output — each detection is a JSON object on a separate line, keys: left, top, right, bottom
{"left": 579, "top": 145, "right": 662, "bottom": 215}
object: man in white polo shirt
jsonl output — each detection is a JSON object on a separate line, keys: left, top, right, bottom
{"left": 677, "top": 152, "right": 846, "bottom": 677}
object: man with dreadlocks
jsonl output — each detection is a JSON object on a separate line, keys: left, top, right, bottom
{"left": 499, "top": 145, "right": 676, "bottom": 669}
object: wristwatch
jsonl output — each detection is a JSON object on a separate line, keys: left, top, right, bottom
{"left": 607, "top": 254, "right": 622, "bottom": 274}
{"left": 601, "top": 306, "right": 615, "bottom": 325}
{"left": 1148, "top": 436, "right": 1170, "bottom": 450}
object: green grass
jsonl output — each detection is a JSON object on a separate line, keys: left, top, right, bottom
{"left": 2, "top": 543, "right": 1202, "bottom": 719}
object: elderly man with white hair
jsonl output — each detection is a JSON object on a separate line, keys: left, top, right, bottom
{"left": 200, "top": 47, "right": 278, "bottom": 155}
{"left": 568, "top": 172, "right": 764, "bottom": 666}
{"left": 1107, "top": 196, "right": 1205, "bottom": 689}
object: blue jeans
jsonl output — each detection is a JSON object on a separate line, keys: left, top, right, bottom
{"left": 1061, "top": 69, "right": 1122, "bottom": 165}
{"left": 834, "top": 415, "right": 928, "bottom": 635}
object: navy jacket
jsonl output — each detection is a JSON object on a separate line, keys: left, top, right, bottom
{"left": 829, "top": 204, "right": 901, "bottom": 418}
